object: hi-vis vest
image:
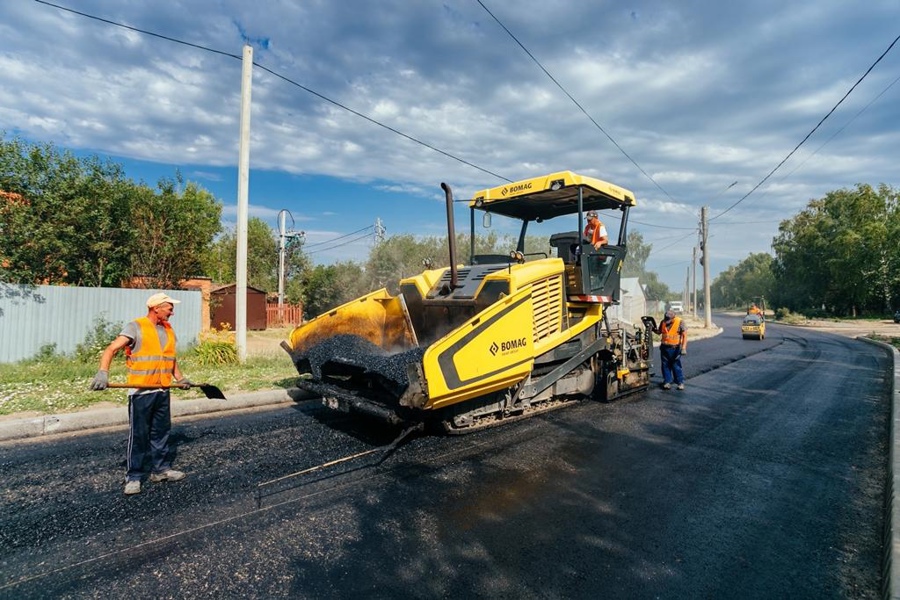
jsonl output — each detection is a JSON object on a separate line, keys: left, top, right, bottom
{"left": 126, "top": 317, "right": 176, "bottom": 387}
{"left": 660, "top": 317, "right": 683, "bottom": 346}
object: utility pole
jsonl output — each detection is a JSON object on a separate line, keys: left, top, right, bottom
{"left": 277, "top": 209, "right": 305, "bottom": 311}
{"left": 374, "top": 218, "right": 386, "bottom": 243}
{"left": 700, "top": 206, "right": 711, "bottom": 328}
{"left": 235, "top": 44, "right": 253, "bottom": 362}
{"left": 691, "top": 246, "right": 697, "bottom": 318}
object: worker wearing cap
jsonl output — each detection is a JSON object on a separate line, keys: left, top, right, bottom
{"left": 583, "top": 210, "right": 608, "bottom": 250}
{"left": 656, "top": 309, "right": 687, "bottom": 390}
{"left": 90, "top": 292, "right": 193, "bottom": 495}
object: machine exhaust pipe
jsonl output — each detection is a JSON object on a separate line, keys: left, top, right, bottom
{"left": 441, "top": 182, "right": 458, "bottom": 291}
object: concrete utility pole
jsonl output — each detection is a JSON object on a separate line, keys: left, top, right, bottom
{"left": 701, "top": 205, "right": 711, "bottom": 328}
{"left": 691, "top": 246, "right": 698, "bottom": 318}
{"left": 235, "top": 44, "right": 253, "bottom": 362}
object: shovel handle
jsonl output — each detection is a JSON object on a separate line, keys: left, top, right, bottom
{"left": 106, "top": 383, "right": 194, "bottom": 390}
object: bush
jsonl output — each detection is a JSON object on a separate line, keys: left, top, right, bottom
{"left": 74, "top": 316, "right": 123, "bottom": 363}
{"left": 192, "top": 326, "right": 238, "bottom": 366}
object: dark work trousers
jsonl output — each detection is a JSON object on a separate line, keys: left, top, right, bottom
{"left": 659, "top": 344, "right": 684, "bottom": 385}
{"left": 126, "top": 390, "right": 172, "bottom": 481}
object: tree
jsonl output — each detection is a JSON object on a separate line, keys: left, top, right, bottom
{"left": 711, "top": 253, "right": 774, "bottom": 309}
{"left": 0, "top": 137, "right": 134, "bottom": 286}
{"left": 772, "top": 183, "right": 900, "bottom": 315}
{"left": 621, "top": 230, "right": 670, "bottom": 301}
{"left": 202, "top": 216, "right": 278, "bottom": 292}
{"left": 128, "top": 176, "right": 222, "bottom": 288}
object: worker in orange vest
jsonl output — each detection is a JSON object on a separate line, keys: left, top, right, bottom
{"left": 583, "top": 210, "right": 608, "bottom": 250}
{"left": 90, "top": 293, "right": 194, "bottom": 495}
{"left": 747, "top": 303, "right": 762, "bottom": 316}
{"left": 656, "top": 309, "right": 687, "bottom": 390}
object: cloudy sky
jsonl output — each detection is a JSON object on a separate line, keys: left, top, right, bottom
{"left": 2, "top": 1, "right": 898, "bottom": 291}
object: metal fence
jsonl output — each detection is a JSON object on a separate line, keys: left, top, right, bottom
{"left": 266, "top": 304, "right": 303, "bottom": 328}
{"left": 0, "top": 284, "right": 202, "bottom": 363}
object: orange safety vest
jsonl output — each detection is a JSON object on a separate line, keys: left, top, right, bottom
{"left": 126, "top": 317, "right": 176, "bottom": 387}
{"left": 660, "top": 316, "right": 683, "bottom": 347}
{"left": 583, "top": 219, "right": 607, "bottom": 246}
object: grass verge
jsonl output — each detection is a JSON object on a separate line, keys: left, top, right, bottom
{"left": 0, "top": 329, "right": 300, "bottom": 417}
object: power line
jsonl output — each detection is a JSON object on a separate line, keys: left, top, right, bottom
{"left": 303, "top": 225, "right": 374, "bottom": 248}
{"left": 306, "top": 231, "right": 376, "bottom": 255}
{"left": 711, "top": 32, "right": 900, "bottom": 221}
{"left": 34, "top": 0, "right": 512, "bottom": 184}
{"left": 773, "top": 72, "right": 900, "bottom": 184}
{"left": 475, "top": 0, "right": 678, "bottom": 204}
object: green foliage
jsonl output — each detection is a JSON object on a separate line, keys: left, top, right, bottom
{"left": 192, "top": 339, "right": 239, "bottom": 366}
{"left": 710, "top": 252, "right": 774, "bottom": 309}
{"left": 34, "top": 343, "right": 58, "bottom": 361}
{"left": 73, "top": 316, "right": 123, "bottom": 364}
{"left": 771, "top": 183, "right": 900, "bottom": 315}
{"left": 203, "top": 216, "right": 279, "bottom": 293}
{"left": 622, "top": 231, "right": 670, "bottom": 300}
{"left": 190, "top": 326, "right": 238, "bottom": 366}
{"left": 0, "top": 135, "right": 222, "bottom": 288}
{"left": 128, "top": 175, "right": 222, "bottom": 288}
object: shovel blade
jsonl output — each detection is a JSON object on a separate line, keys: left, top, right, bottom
{"left": 197, "top": 384, "right": 227, "bottom": 400}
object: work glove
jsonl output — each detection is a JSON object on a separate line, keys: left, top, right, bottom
{"left": 90, "top": 370, "right": 109, "bottom": 391}
{"left": 175, "top": 377, "right": 195, "bottom": 389}
{"left": 680, "top": 349, "right": 687, "bottom": 357}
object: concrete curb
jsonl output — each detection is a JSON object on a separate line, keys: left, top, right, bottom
{"left": 856, "top": 336, "right": 900, "bottom": 600}
{"left": 0, "top": 387, "right": 316, "bottom": 442}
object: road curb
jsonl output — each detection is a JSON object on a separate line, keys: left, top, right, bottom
{"left": 0, "top": 387, "right": 317, "bottom": 442}
{"left": 856, "top": 336, "right": 900, "bottom": 600}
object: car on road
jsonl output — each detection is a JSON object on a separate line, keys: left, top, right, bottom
{"left": 667, "top": 301, "right": 684, "bottom": 315}
{"left": 741, "top": 313, "right": 765, "bottom": 340}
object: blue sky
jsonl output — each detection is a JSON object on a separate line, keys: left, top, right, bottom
{"left": 2, "top": 1, "right": 898, "bottom": 291}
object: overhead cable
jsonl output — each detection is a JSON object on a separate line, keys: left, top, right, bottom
{"left": 476, "top": 0, "right": 677, "bottom": 204}
{"left": 711, "top": 32, "right": 900, "bottom": 220}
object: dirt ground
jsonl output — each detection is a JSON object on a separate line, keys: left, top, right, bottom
{"left": 245, "top": 327, "right": 294, "bottom": 358}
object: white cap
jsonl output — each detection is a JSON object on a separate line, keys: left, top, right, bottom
{"left": 146, "top": 292, "right": 181, "bottom": 308}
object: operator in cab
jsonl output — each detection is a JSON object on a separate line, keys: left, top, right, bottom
{"left": 583, "top": 210, "right": 608, "bottom": 250}
{"left": 747, "top": 303, "right": 762, "bottom": 317}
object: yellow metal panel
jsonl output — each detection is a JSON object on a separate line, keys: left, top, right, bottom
{"left": 288, "top": 288, "right": 415, "bottom": 354}
{"left": 422, "top": 286, "right": 536, "bottom": 409}
{"left": 471, "top": 170, "right": 636, "bottom": 206}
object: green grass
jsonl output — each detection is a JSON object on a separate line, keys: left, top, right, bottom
{"left": 0, "top": 350, "right": 299, "bottom": 417}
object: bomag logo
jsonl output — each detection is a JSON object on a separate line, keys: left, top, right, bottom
{"left": 490, "top": 337, "right": 528, "bottom": 355}
{"left": 501, "top": 182, "right": 532, "bottom": 197}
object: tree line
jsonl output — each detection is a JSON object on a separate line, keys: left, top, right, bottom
{"left": 711, "top": 183, "right": 900, "bottom": 317}
{"left": 1, "top": 135, "right": 672, "bottom": 319}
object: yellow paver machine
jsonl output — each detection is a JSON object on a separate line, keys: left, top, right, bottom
{"left": 283, "top": 171, "right": 655, "bottom": 433}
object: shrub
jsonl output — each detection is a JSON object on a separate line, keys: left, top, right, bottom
{"left": 74, "top": 316, "right": 123, "bottom": 363}
{"left": 192, "top": 325, "right": 238, "bottom": 366}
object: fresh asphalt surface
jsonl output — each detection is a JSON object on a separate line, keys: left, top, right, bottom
{"left": 0, "top": 313, "right": 893, "bottom": 598}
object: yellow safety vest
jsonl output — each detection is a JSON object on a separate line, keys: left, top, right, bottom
{"left": 660, "top": 317, "right": 683, "bottom": 346}
{"left": 126, "top": 317, "right": 176, "bottom": 387}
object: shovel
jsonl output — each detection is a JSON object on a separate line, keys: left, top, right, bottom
{"left": 105, "top": 383, "right": 227, "bottom": 400}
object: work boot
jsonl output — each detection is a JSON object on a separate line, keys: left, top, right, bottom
{"left": 124, "top": 480, "right": 141, "bottom": 495}
{"left": 677, "top": 383, "right": 685, "bottom": 390}
{"left": 662, "top": 383, "right": 671, "bottom": 390}
{"left": 150, "top": 469, "right": 186, "bottom": 483}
